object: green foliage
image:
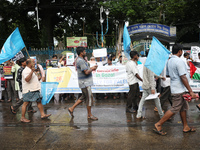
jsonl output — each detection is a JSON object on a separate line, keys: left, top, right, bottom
{"left": 0, "top": 0, "right": 200, "bottom": 49}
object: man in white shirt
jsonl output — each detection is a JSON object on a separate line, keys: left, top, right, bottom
{"left": 20, "top": 59, "right": 51, "bottom": 123}
{"left": 126, "top": 51, "right": 143, "bottom": 113}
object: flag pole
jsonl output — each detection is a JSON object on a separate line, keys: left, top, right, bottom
{"left": 25, "top": 47, "right": 30, "bottom": 58}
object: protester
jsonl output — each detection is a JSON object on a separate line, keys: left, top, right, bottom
{"left": 68, "top": 47, "right": 98, "bottom": 120}
{"left": 5, "top": 60, "right": 19, "bottom": 102}
{"left": 183, "top": 52, "right": 190, "bottom": 70}
{"left": 11, "top": 60, "right": 20, "bottom": 102}
{"left": 20, "top": 59, "right": 51, "bottom": 122}
{"left": 154, "top": 43, "right": 196, "bottom": 135}
{"left": 126, "top": 51, "right": 143, "bottom": 113}
{"left": 10, "top": 58, "right": 36, "bottom": 114}
{"left": 136, "top": 51, "right": 164, "bottom": 119}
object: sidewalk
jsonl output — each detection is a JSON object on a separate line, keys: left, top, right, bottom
{"left": 0, "top": 98, "right": 200, "bottom": 149}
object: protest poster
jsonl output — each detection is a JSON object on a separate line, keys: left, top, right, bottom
{"left": 50, "top": 60, "right": 58, "bottom": 68}
{"left": 30, "top": 56, "right": 37, "bottom": 68}
{"left": 12, "top": 51, "right": 24, "bottom": 61}
{"left": 191, "top": 46, "right": 200, "bottom": 62}
{"left": 3, "top": 66, "right": 13, "bottom": 79}
{"left": 93, "top": 48, "right": 107, "bottom": 58}
{"left": 66, "top": 53, "right": 74, "bottom": 66}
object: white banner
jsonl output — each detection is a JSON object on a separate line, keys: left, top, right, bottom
{"left": 46, "top": 65, "right": 200, "bottom": 93}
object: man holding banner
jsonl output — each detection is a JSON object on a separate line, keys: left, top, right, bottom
{"left": 68, "top": 47, "right": 98, "bottom": 120}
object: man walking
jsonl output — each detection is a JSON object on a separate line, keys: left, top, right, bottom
{"left": 68, "top": 47, "right": 98, "bottom": 120}
{"left": 10, "top": 58, "right": 36, "bottom": 114}
{"left": 20, "top": 59, "right": 51, "bottom": 122}
{"left": 136, "top": 51, "right": 164, "bottom": 119}
{"left": 154, "top": 43, "right": 196, "bottom": 135}
{"left": 126, "top": 51, "right": 143, "bottom": 113}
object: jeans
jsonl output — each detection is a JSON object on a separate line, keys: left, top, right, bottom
{"left": 136, "top": 88, "right": 164, "bottom": 118}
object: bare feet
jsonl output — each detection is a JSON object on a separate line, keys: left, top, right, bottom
{"left": 136, "top": 116, "right": 146, "bottom": 119}
{"left": 21, "top": 118, "right": 31, "bottom": 123}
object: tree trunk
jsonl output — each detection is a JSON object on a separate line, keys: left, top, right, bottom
{"left": 41, "top": 15, "right": 54, "bottom": 47}
{"left": 116, "top": 21, "right": 124, "bottom": 55}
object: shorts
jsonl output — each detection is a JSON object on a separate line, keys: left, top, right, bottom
{"left": 23, "top": 90, "right": 42, "bottom": 102}
{"left": 79, "top": 86, "right": 93, "bottom": 106}
{"left": 170, "top": 93, "right": 189, "bottom": 114}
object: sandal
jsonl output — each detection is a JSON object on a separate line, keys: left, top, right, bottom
{"left": 41, "top": 114, "right": 51, "bottom": 119}
{"left": 10, "top": 106, "right": 16, "bottom": 114}
{"left": 153, "top": 128, "right": 167, "bottom": 136}
{"left": 68, "top": 108, "right": 74, "bottom": 117}
{"left": 21, "top": 118, "right": 31, "bottom": 123}
{"left": 88, "top": 115, "right": 98, "bottom": 121}
{"left": 28, "top": 110, "right": 37, "bottom": 113}
{"left": 183, "top": 128, "right": 196, "bottom": 133}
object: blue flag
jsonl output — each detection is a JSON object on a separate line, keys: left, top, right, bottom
{"left": 41, "top": 82, "right": 59, "bottom": 105}
{"left": 123, "top": 24, "right": 131, "bottom": 59}
{"left": 144, "top": 36, "right": 171, "bottom": 76}
{"left": 0, "top": 28, "right": 25, "bottom": 64}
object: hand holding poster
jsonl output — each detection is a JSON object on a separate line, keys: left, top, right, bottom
{"left": 66, "top": 53, "right": 74, "bottom": 65}
{"left": 3, "top": 66, "right": 13, "bottom": 79}
{"left": 93, "top": 48, "right": 107, "bottom": 57}
{"left": 30, "top": 56, "right": 37, "bottom": 69}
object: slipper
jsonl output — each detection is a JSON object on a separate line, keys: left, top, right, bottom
{"left": 196, "top": 105, "right": 200, "bottom": 111}
{"left": 20, "top": 118, "right": 31, "bottom": 123}
{"left": 28, "top": 110, "right": 37, "bottom": 113}
{"left": 136, "top": 116, "right": 146, "bottom": 119}
{"left": 183, "top": 128, "right": 196, "bottom": 133}
{"left": 10, "top": 106, "right": 16, "bottom": 114}
{"left": 68, "top": 108, "right": 74, "bottom": 117}
{"left": 41, "top": 114, "right": 51, "bottom": 119}
{"left": 153, "top": 128, "right": 167, "bottom": 136}
{"left": 88, "top": 115, "right": 98, "bottom": 121}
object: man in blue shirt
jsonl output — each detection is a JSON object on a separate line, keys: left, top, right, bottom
{"left": 154, "top": 43, "right": 196, "bottom": 135}
{"left": 68, "top": 47, "right": 98, "bottom": 120}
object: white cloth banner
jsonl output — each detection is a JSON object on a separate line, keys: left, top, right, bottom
{"left": 51, "top": 65, "right": 143, "bottom": 93}
{"left": 46, "top": 65, "right": 200, "bottom": 93}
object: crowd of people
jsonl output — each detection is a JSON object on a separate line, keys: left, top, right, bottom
{"left": 0, "top": 44, "right": 200, "bottom": 135}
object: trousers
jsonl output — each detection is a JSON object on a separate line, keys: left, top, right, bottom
{"left": 136, "top": 88, "right": 164, "bottom": 118}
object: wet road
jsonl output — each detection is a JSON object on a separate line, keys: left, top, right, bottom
{"left": 0, "top": 97, "right": 200, "bottom": 150}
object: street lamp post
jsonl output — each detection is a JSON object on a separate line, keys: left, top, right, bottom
{"left": 96, "top": 6, "right": 109, "bottom": 48}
